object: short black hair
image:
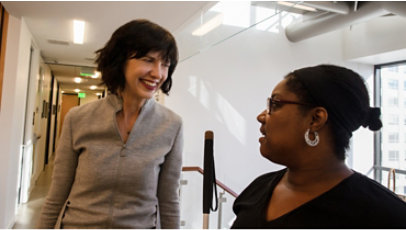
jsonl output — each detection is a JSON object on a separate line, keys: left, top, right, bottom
{"left": 95, "top": 19, "right": 179, "bottom": 95}
{"left": 284, "top": 64, "right": 382, "bottom": 160}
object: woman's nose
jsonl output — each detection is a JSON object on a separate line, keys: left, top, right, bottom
{"left": 257, "top": 110, "right": 266, "bottom": 123}
{"left": 150, "top": 63, "right": 163, "bottom": 79}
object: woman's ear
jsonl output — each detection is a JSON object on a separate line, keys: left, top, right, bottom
{"left": 309, "top": 107, "right": 328, "bottom": 131}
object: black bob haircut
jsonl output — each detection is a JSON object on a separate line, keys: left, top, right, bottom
{"left": 95, "top": 19, "right": 179, "bottom": 95}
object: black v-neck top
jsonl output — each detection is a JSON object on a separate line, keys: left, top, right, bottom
{"left": 231, "top": 169, "right": 406, "bottom": 228}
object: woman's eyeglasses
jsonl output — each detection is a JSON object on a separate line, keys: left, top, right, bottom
{"left": 267, "top": 97, "right": 314, "bottom": 114}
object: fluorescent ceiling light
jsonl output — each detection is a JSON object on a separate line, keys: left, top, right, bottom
{"left": 277, "top": 1, "right": 317, "bottom": 12}
{"left": 74, "top": 89, "right": 81, "bottom": 93}
{"left": 73, "top": 19, "right": 85, "bottom": 44}
{"left": 192, "top": 14, "right": 223, "bottom": 36}
{"left": 89, "top": 85, "right": 97, "bottom": 90}
{"left": 73, "top": 77, "right": 82, "bottom": 83}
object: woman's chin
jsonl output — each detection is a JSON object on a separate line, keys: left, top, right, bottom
{"left": 259, "top": 146, "right": 279, "bottom": 163}
{"left": 133, "top": 91, "right": 155, "bottom": 100}
{"left": 259, "top": 146, "right": 269, "bottom": 158}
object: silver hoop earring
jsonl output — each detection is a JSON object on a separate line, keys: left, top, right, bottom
{"left": 305, "top": 128, "right": 319, "bottom": 147}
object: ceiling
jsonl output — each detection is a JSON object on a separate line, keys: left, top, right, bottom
{"left": 2, "top": 1, "right": 211, "bottom": 94}
{"left": 4, "top": 1, "right": 406, "bottom": 94}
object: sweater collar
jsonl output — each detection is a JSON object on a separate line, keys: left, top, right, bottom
{"left": 106, "top": 93, "right": 155, "bottom": 114}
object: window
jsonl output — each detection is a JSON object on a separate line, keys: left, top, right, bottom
{"left": 388, "top": 132, "right": 399, "bottom": 143}
{"left": 375, "top": 61, "right": 406, "bottom": 195}
{"left": 387, "top": 66, "right": 398, "bottom": 72}
{"left": 388, "top": 114, "right": 399, "bottom": 125}
{"left": 388, "top": 79, "right": 398, "bottom": 89}
{"left": 388, "top": 151, "right": 399, "bottom": 161}
{"left": 388, "top": 97, "right": 398, "bottom": 106}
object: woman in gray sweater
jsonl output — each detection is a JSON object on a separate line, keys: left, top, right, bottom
{"left": 38, "top": 19, "right": 183, "bottom": 229}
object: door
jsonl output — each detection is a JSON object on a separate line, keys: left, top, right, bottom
{"left": 59, "top": 94, "right": 79, "bottom": 136}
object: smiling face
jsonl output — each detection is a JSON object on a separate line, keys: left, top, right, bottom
{"left": 122, "top": 50, "right": 170, "bottom": 100}
{"left": 257, "top": 79, "right": 311, "bottom": 165}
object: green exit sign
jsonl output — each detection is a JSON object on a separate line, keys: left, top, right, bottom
{"left": 78, "top": 92, "right": 86, "bottom": 98}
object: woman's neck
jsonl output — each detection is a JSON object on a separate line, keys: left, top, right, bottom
{"left": 284, "top": 158, "right": 353, "bottom": 191}
{"left": 119, "top": 90, "right": 146, "bottom": 118}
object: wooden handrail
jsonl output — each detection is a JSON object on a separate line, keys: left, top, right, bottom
{"left": 182, "top": 166, "right": 239, "bottom": 198}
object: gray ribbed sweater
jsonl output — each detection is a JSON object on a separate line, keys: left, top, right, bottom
{"left": 38, "top": 94, "right": 183, "bottom": 228}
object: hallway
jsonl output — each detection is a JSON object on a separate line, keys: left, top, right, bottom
{"left": 13, "top": 161, "right": 53, "bottom": 229}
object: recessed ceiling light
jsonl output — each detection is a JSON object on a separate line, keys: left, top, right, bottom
{"left": 73, "top": 20, "right": 85, "bottom": 44}
{"left": 74, "top": 89, "right": 81, "bottom": 93}
{"left": 73, "top": 77, "right": 82, "bottom": 83}
{"left": 91, "top": 71, "right": 101, "bottom": 79}
{"left": 89, "top": 85, "right": 97, "bottom": 90}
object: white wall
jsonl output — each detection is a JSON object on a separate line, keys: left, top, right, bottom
{"left": 344, "top": 15, "right": 406, "bottom": 63}
{"left": 0, "top": 17, "right": 32, "bottom": 228}
{"left": 18, "top": 41, "right": 40, "bottom": 204}
{"left": 169, "top": 12, "right": 406, "bottom": 200}
{"left": 30, "top": 61, "right": 52, "bottom": 191}
{"left": 168, "top": 10, "right": 406, "bottom": 225}
{"left": 168, "top": 26, "right": 373, "bottom": 195}
{"left": 168, "top": 20, "right": 378, "bottom": 226}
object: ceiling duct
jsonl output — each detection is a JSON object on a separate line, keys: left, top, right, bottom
{"left": 285, "top": 1, "right": 406, "bottom": 42}
{"left": 300, "top": 1, "right": 350, "bottom": 14}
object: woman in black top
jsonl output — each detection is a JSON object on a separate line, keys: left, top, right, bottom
{"left": 232, "top": 65, "right": 406, "bottom": 228}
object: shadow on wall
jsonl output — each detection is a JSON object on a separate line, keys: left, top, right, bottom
{"left": 187, "top": 75, "right": 247, "bottom": 145}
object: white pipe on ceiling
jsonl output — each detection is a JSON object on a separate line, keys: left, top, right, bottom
{"left": 285, "top": 1, "right": 406, "bottom": 42}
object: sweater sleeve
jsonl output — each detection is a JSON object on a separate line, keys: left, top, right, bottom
{"left": 37, "top": 109, "right": 78, "bottom": 228}
{"left": 157, "top": 120, "right": 183, "bottom": 229}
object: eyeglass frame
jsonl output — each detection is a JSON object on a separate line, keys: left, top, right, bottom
{"left": 267, "top": 97, "right": 314, "bottom": 114}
